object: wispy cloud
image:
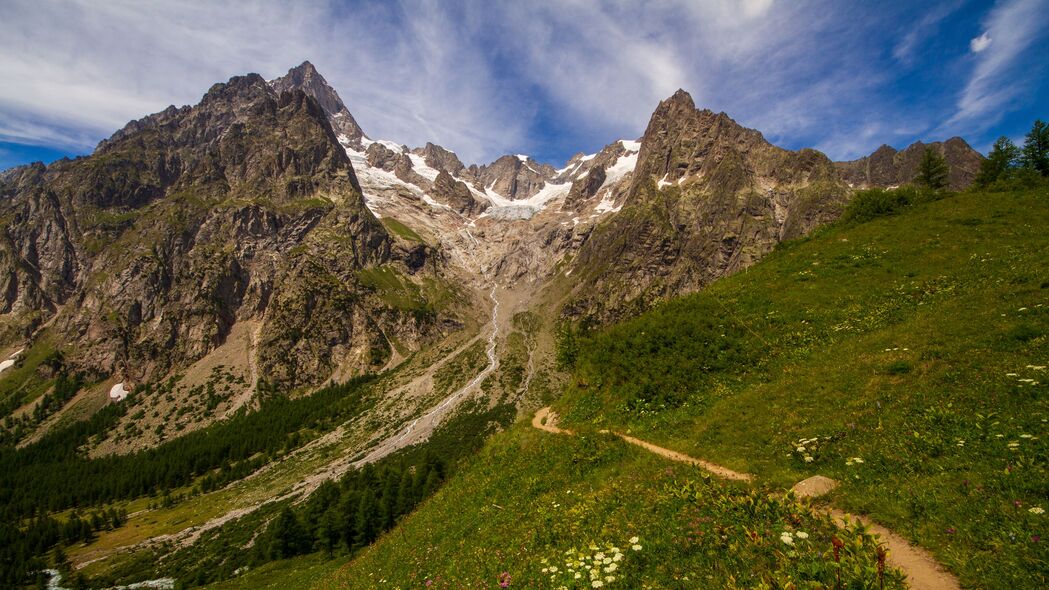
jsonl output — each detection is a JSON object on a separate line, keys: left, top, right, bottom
{"left": 893, "top": 1, "right": 963, "bottom": 65}
{"left": 0, "top": 1, "right": 1046, "bottom": 167}
{"left": 949, "top": 0, "right": 1049, "bottom": 129}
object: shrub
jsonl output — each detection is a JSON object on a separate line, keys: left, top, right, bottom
{"left": 842, "top": 186, "right": 946, "bottom": 224}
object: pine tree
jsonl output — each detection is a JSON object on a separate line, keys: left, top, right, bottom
{"left": 316, "top": 509, "right": 340, "bottom": 558}
{"left": 269, "top": 508, "right": 307, "bottom": 559}
{"left": 1021, "top": 119, "right": 1049, "bottom": 175}
{"left": 422, "top": 469, "right": 442, "bottom": 498}
{"left": 395, "top": 468, "right": 416, "bottom": 518}
{"left": 355, "top": 489, "right": 379, "bottom": 547}
{"left": 975, "top": 136, "right": 1019, "bottom": 186}
{"left": 379, "top": 469, "right": 399, "bottom": 530}
{"left": 338, "top": 491, "right": 360, "bottom": 549}
{"left": 916, "top": 147, "right": 949, "bottom": 190}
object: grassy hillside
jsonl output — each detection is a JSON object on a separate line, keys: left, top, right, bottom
{"left": 201, "top": 186, "right": 1047, "bottom": 590}
{"left": 553, "top": 186, "right": 1048, "bottom": 588}
{"left": 324, "top": 428, "right": 901, "bottom": 589}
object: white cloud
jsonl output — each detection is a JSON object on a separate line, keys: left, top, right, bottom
{"left": 1, "top": 0, "right": 1044, "bottom": 168}
{"left": 970, "top": 31, "right": 993, "bottom": 52}
{"left": 949, "top": 0, "right": 1049, "bottom": 129}
{"left": 742, "top": 0, "right": 776, "bottom": 19}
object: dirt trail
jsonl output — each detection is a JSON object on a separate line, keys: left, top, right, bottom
{"left": 531, "top": 407, "right": 960, "bottom": 590}
{"left": 825, "top": 509, "right": 960, "bottom": 590}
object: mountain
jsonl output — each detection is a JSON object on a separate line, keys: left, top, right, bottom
{"left": 0, "top": 70, "right": 460, "bottom": 451}
{"left": 835, "top": 137, "right": 983, "bottom": 190}
{"left": 564, "top": 89, "right": 848, "bottom": 323}
{"left": 270, "top": 61, "right": 368, "bottom": 148}
{"left": 1, "top": 61, "right": 1013, "bottom": 590}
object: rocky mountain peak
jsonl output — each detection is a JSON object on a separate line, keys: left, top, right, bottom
{"left": 270, "top": 61, "right": 366, "bottom": 147}
{"left": 629, "top": 91, "right": 771, "bottom": 198}
{"left": 834, "top": 137, "right": 983, "bottom": 190}
{"left": 469, "top": 154, "right": 556, "bottom": 201}
{"left": 663, "top": 88, "right": 697, "bottom": 110}
{"left": 413, "top": 142, "right": 465, "bottom": 175}
{"left": 432, "top": 169, "right": 487, "bottom": 215}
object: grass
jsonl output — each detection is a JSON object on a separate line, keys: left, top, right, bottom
{"left": 208, "top": 554, "right": 354, "bottom": 590}
{"left": 314, "top": 427, "right": 902, "bottom": 589}
{"left": 554, "top": 186, "right": 1049, "bottom": 588}
{"left": 380, "top": 217, "right": 424, "bottom": 242}
{"left": 0, "top": 337, "right": 58, "bottom": 417}
{"left": 357, "top": 266, "right": 432, "bottom": 316}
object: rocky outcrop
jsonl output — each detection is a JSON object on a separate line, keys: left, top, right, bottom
{"left": 835, "top": 137, "right": 983, "bottom": 191}
{"left": 414, "top": 143, "right": 465, "bottom": 176}
{"left": 465, "top": 155, "right": 557, "bottom": 200}
{"left": 559, "top": 140, "right": 632, "bottom": 211}
{"left": 565, "top": 89, "right": 848, "bottom": 324}
{"left": 270, "top": 60, "right": 367, "bottom": 148}
{"left": 432, "top": 170, "right": 487, "bottom": 215}
{"left": 0, "top": 69, "right": 452, "bottom": 391}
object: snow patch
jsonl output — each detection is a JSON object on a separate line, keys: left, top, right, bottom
{"left": 109, "top": 382, "right": 129, "bottom": 402}
{"left": 599, "top": 150, "right": 639, "bottom": 192}
{"left": 342, "top": 144, "right": 452, "bottom": 214}
{"left": 0, "top": 348, "right": 24, "bottom": 375}
{"left": 594, "top": 191, "right": 622, "bottom": 214}
{"left": 657, "top": 173, "right": 672, "bottom": 189}
{"left": 407, "top": 154, "right": 440, "bottom": 182}
{"left": 515, "top": 154, "right": 529, "bottom": 162}
{"left": 619, "top": 139, "right": 642, "bottom": 152}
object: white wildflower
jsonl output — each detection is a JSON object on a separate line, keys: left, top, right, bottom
{"left": 795, "top": 531, "right": 809, "bottom": 539}
{"left": 1030, "top": 507, "right": 1045, "bottom": 515}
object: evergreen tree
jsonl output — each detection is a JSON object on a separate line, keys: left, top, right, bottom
{"left": 422, "top": 469, "right": 442, "bottom": 498}
{"left": 339, "top": 491, "right": 360, "bottom": 549}
{"left": 316, "top": 509, "right": 340, "bottom": 558}
{"left": 379, "top": 469, "right": 399, "bottom": 530}
{"left": 1021, "top": 119, "right": 1049, "bottom": 175}
{"left": 269, "top": 508, "right": 308, "bottom": 559}
{"left": 916, "top": 146, "right": 949, "bottom": 190}
{"left": 395, "top": 468, "right": 416, "bottom": 518}
{"left": 354, "top": 489, "right": 379, "bottom": 547}
{"left": 975, "top": 136, "right": 1019, "bottom": 186}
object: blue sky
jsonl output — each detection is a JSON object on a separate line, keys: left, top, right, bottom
{"left": 1, "top": 0, "right": 1047, "bottom": 171}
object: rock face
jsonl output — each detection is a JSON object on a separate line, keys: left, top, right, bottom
{"left": 835, "top": 137, "right": 983, "bottom": 191}
{"left": 414, "top": 143, "right": 465, "bottom": 176}
{"left": 0, "top": 71, "right": 452, "bottom": 389}
{"left": 466, "top": 155, "right": 557, "bottom": 200}
{"left": 1, "top": 63, "right": 995, "bottom": 451}
{"left": 559, "top": 140, "right": 633, "bottom": 212}
{"left": 270, "top": 61, "right": 367, "bottom": 148}
{"left": 565, "top": 89, "right": 848, "bottom": 323}
{"left": 432, "top": 170, "right": 487, "bottom": 215}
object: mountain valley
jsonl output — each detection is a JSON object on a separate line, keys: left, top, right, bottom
{"left": 1, "top": 60, "right": 1045, "bottom": 590}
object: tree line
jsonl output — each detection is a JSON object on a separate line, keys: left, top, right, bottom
{"left": 973, "top": 119, "right": 1049, "bottom": 187}
{"left": 913, "top": 119, "right": 1048, "bottom": 190}
{"left": 0, "top": 375, "right": 374, "bottom": 522}
{"left": 0, "top": 507, "right": 127, "bottom": 587}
